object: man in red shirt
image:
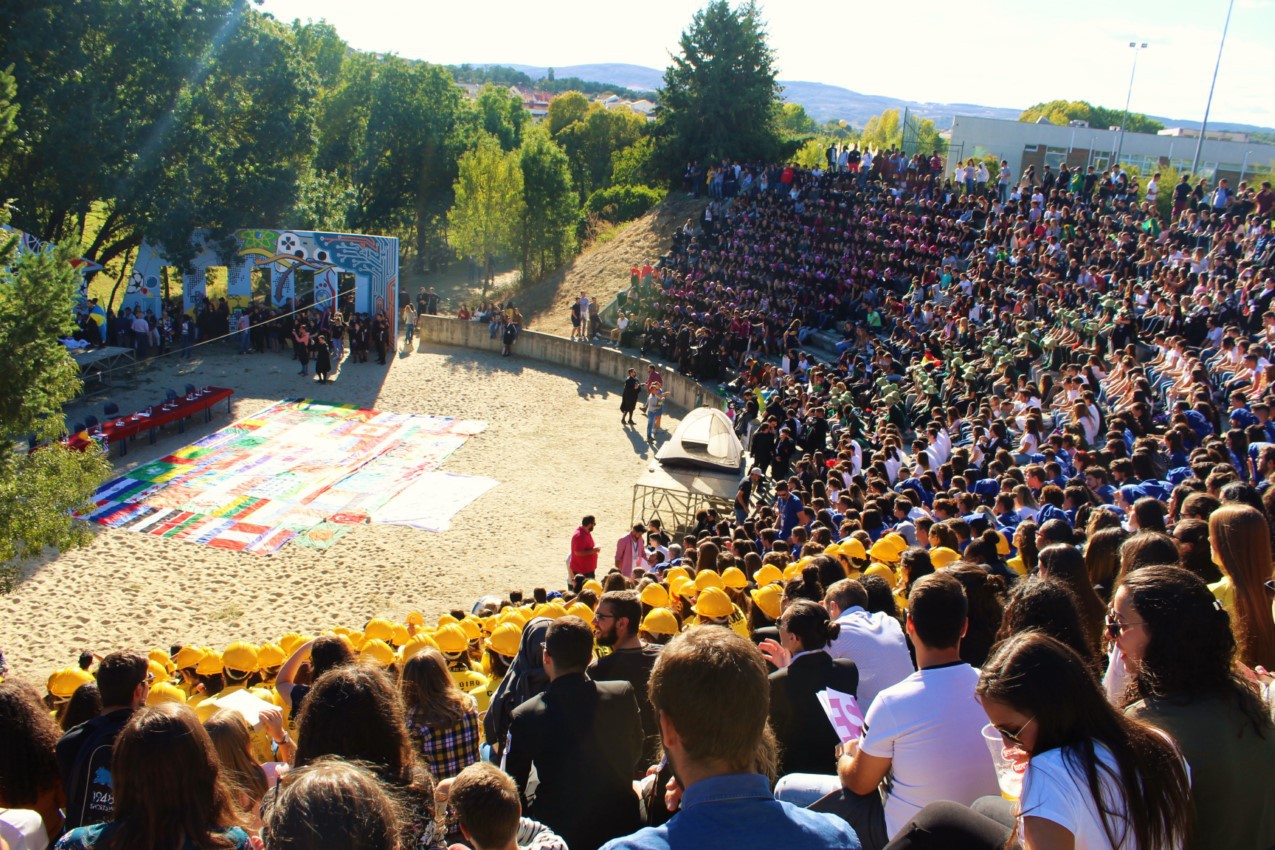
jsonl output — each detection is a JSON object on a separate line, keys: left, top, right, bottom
{"left": 570, "top": 515, "right": 600, "bottom": 581}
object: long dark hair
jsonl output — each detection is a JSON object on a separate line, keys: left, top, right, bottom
{"left": 1038, "top": 543, "right": 1106, "bottom": 659}
{"left": 994, "top": 576, "right": 1093, "bottom": 666}
{"left": 295, "top": 666, "right": 430, "bottom": 799}
{"left": 1119, "top": 565, "right": 1272, "bottom": 734}
{"left": 945, "top": 564, "right": 1005, "bottom": 667}
{"left": 0, "top": 679, "right": 62, "bottom": 807}
{"left": 109, "top": 704, "right": 242, "bottom": 850}
{"left": 978, "top": 633, "right": 1193, "bottom": 849}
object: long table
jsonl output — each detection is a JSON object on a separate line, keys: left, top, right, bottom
{"left": 68, "top": 387, "right": 234, "bottom": 456}
{"left": 70, "top": 346, "right": 136, "bottom": 389}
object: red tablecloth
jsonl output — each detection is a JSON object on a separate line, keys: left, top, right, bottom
{"left": 68, "top": 387, "right": 233, "bottom": 453}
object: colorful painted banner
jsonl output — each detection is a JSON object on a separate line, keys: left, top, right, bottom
{"left": 84, "top": 399, "right": 490, "bottom": 554}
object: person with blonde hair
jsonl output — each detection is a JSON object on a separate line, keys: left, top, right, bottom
{"left": 399, "top": 649, "right": 481, "bottom": 782}
{"left": 204, "top": 709, "right": 281, "bottom": 830}
{"left": 1207, "top": 503, "right": 1275, "bottom": 668}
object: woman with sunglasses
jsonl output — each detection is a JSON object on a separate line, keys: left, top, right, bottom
{"left": 1112, "top": 564, "right": 1275, "bottom": 849}
{"left": 882, "top": 632, "right": 1192, "bottom": 850}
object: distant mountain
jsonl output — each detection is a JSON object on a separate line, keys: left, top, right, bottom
{"left": 483, "top": 63, "right": 1274, "bottom": 134}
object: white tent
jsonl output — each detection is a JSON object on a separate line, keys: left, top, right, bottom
{"left": 655, "top": 406, "right": 743, "bottom": 474}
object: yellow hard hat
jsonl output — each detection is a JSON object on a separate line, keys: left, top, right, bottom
{"left": 399, "top": 633, "right": 440, "bottom": 664}
{"left": 882, "top": 533, "right": 909, "bottom": 555}
{"left": 257, "top": 643, "right": 286, "bottom": 669}
{"left": 750, "top": 584, "right": 783, "bottom": 620}
{"left": 752, "top": 564, "right": 783, "bottom": 586}
{"left": 148, "top": 648, "right": 175, "bottom": 675}
{"left": 582, "top": 579, "right": 604, "bottom": 595}
{"left": 692, "top": 587, "right": 734, "bottom": 619}
{"left": 147, "top": 659, "right": 169, "bottom": 684}
{"left": 47, "top": 666, "right": 94, "bottom": 700}
{"left": 405, "top": 611, "right": 425, "bottom": 627}
{"left": 172, "top": 645, "right": 206, "bottom": 670}
{"left": 222, "top": 641, "right": 259, "bottom": 674}
{"left": 278, "top": 633, "right": 307, "bottom": 655}
{"left": 929, "top": 546, "right": 959, "bottom": 568}
{"left": 639, "top": 583, "right": 670, "bottom": 608}
{"left": 720, "top": 567, "right": 748, "bottom": 589}
{"left": 694, "top": 570, "right": 724, "bottom": 592}
{"left": 363, "top": 618, "right": 396, "bottom": 642}
{"left": 391, "top": 624, "right": 410, "bottom": 646}
{"left": 823, "top": 543, "right": 843, "bottom": 557}
{"left": 865, "top": 562, "right": 896, "bottom": 581}
{"left": 458, "top": 618, "right": 482, "bottom": 642}
{"left": 435, "top": 624, "right": 469, "bottom": 655}
{"left": 437, "top": 614, "right": 461, "bottom": 629}
{"left": 640, "top": 607, "right": 679, "bottom": 636}
{"left": 840, "top": 538, "right": 867, "bottom": 560}
{"left": 566, "top": 602, "right": 595, "bottom": 624}
{"left": 195, "top": 651, "right": 224, "bottom": 676}
{"left": 147, "top": 681, "right": 187, "bottom": 706}
{"left": 487, "top": 622, "right": 523, "bottom": 658}
{"left": 664, "top": 566, "right": 691, "bottom": 584}
{"left": 869, "top": 539, "right": 901, "bottom": 564}
{"left": 669, "top": 575, "right": 696, "bottom": 598}
{"left": 359, "top": 639, "right": 396, "bottom": 668}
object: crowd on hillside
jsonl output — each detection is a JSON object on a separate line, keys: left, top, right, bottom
{"left": 7, "top": 150, "right": 1275, "bottom": 850}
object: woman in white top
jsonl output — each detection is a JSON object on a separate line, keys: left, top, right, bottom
{"left": 882, "top": 633, "right": 1193, "bottom": 850}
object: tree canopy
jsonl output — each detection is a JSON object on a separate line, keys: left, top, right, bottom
{"left": 448, "top": 135, "right": 525, "bottom": 291}
{"left": 654, "top": 0, "right": 786, "bottom": 171}
{"left": 1019, "top": 100, "right": 1164, "bottom": 134}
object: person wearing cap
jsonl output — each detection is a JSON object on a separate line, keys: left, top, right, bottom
{"left": 504, "top": 616, "right": 642, "bottom": 850}
{"left": 614, "top": 523, "right": 649, "bottom": 579}
{"left": 599, "top": 628, "right": 860, "bottom": 850}
{"left": 689, "top": 586, "right": 750, "bottom": 639}
{"left": 570, "top": 516, "right": 601, "bottom": 582}
{"left": 590, "top": 590, "right": 663, "bottom": 766}
{"left": 436, "top": 624, "right": 492, "bottom": 711}
{"left": 46, "top": 666, "right": 95, "bottom": 726}
{"left": 56, "top": 652, "right": 151, "bottom": 830}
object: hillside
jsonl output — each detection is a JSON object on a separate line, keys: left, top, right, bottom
{"left": 518, "top": 194, "right": 707, "bottom": 336}
{"left": 487, "top": 62, "right": 1275, "bottom": 134}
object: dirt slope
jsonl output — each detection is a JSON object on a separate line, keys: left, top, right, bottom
{"left": 519, "top": 194, "right": 707, "bottom": 335}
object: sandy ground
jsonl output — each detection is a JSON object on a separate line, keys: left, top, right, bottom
{"left": 0, "top": 336, "right": 681, "bottom": 679}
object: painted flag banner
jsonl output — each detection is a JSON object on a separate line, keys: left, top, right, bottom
{"left": 83, "top": 399, "right": 490, "bottom": 554}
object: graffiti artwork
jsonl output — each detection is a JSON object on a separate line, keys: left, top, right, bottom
{"left": 1, "top": 224, "right": 103, "bottom": 300}
{"left": 125, "top": 228, "right": 399, "bottom": 328}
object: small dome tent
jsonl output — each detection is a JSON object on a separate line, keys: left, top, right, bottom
{"left": 655, "top": 406, "right": 743, "bottom": 474}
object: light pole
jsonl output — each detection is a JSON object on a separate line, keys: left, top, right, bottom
{"left": 1114, "top": 41, "right": 1148, "bottom": 171}
{"left": 1190, "top": 0, "right": 1237, "bottom": 179}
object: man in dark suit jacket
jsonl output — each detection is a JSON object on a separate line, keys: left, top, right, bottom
{"left": 503, "top": 615, "right": 643, "bottom": 850}
{"left": 763, "top": 601, "right": 859, "bottom": 777}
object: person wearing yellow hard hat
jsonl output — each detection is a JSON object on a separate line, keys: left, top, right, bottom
{"left": 752, "top": 563, "right": 784, "bottom": 587}
{"left": 484, "top": 621, "right": 522, "bottom": 697}
{"left": 638, "top": 581, "right": 670, "bottom": 611}
{"left": 46, "top": 665, "right": 95, "bottom": 726}
{"left": 750, "top": 583, "right": 783, "bottom": 628}
{"left": 436, "top": 623, "right": 491, "bottom": 712}
{"left": 690, "top": 587, "right": 750, "bottom": 639}
{"left": 399, "top": 647, "right": 482, "bottom": 781}
{"left": 146, "top": 680, "right": 187, "bottom": 707}
{"left": 256, "top": 643, "right": 286, "bottom": 687}
{"left": 929, "top": 546, "right": 960, "bottom": 569}
{"left": 172, "top": 645, "right": 207, "bottom": 698}
{"left": 638, "top": 607, "right": 680, "bottom": 643}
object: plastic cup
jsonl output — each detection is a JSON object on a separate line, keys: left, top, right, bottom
{"left": 981, "top": 723, "right": 1025, "bottom": 800}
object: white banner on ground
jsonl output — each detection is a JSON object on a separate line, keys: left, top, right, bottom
{"left": 370, "top": 471, "right": 499, "bottom": 532}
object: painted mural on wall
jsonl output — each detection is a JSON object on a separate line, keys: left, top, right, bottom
{"left": 125, "top": 228, "right": 399, "bottom": 323}
{"left": 1, "top": 223, "right": 104, "bottom": 300}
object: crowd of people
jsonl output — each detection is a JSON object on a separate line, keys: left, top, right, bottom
{"left": 7, "top": 149, "right": 1275, "bottom": 850}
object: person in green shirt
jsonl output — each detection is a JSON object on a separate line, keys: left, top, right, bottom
{"left": 1114, "top": 565, "right": 1275, "bottom": 850}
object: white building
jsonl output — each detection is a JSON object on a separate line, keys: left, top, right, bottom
{"left": 948, "top": 115, "right": 1275, "bottom": 184}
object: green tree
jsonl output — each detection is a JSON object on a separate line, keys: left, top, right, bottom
{"left": 654, "top": 0, "right": 785, "bottom": 171}
{"left": 0, "top": 215, "right": 112, "bottom": 580}
{"left": 547, "top": 90, "right": 590, "bottom": 135}
{"left": 791, "top": 138, "right": 828, "bottom": 169}
{"left": 517, "top": 126, "right": 577, "bottom": 282}
{"left": 778, "top": 102, "right": 817, "bottom": 136}
{"left": 860, "top": 108, "right": 902, "bottom": 151}
{"left": 448, "top": 135, "right": 524, "bottom": 292}
{"left": 476, "top": 83, "right": 528, "bottom": 151}
{"left": 554, "top": 104, "right": 645, "bottom": 198}
{"left": 610, "top": 136, "right": 659, "bottom": 187}
{"left": 1019, "top": 100, "right": 1163, "bottom": 134}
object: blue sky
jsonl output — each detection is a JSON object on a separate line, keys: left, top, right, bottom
{"left": 259, "top": 0, "right": 1275, "bottom": 127}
